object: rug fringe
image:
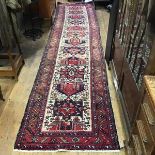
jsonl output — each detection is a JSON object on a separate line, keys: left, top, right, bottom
{"left": 14, "top": 149, "right": 120, "bottom": 152}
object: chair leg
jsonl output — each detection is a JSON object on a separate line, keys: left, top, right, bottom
{"left": 0, "top": 86, "right": 5, "bottom": 101}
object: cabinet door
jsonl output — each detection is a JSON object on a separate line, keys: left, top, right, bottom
{"left": 39, "top": 0, "right": 55, "bottom": 18}
{"left": 120, "top": 59, "right": 141, "bottom": 125}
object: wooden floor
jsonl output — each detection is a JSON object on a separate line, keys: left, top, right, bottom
{"left": 0, "top": 7, "right": 127, "bottom": 155}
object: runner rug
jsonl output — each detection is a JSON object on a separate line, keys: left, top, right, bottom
{"left": 15, "top": 2, "right": 120, "bottom": 151}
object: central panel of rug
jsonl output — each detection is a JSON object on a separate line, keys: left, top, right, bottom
{"left": 15, "top": 3, "right": 120, "bottom": 151}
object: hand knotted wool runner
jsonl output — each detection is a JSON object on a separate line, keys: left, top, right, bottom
{"left": 15, "top": 2, "right": 120, "bottom": 151}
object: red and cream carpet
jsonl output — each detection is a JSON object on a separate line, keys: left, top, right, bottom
{"left": 15, "top": 2, "right": 120, "bottom": 151}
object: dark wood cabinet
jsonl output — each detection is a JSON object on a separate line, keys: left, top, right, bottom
{"left": 127, "top": 76, "right": 155, "bottom": 155}
{"left": 105, "top": 0, "right": 119, "bottom": 64}
{"left": 39, "top": 0, "right": 55, "bottom": 18}
{"left": 105, "top": 0, "right": 155, "bottom": 136}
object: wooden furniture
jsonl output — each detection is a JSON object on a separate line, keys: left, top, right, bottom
{"left": 0, "top": 50, "right": 24, "bottom": 80}
{"left": 127, "top": 75, "right": 155, "bottom": 155}
{"left": 0, "top": 7, "right": 24, "bottom": 80}
{"left": 0, "top": 86, "right": 4, "bottom": 101}
{"left": 23, "top": 1, "right": 43, "bottom": 41}
{"left": 39, "top": 0, "right": 55, "bottom": 19}
{"left": 105, "top": 0, "right": 119, "bottom": 64}
{"left": 105, "top": 0, "right": 155, "bottom": 136}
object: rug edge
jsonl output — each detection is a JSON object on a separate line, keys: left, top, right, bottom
{"left": 13, "top": 149, "right": 121, "bottom": 152}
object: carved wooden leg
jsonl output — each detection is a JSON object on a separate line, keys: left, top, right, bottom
{"left": 0, "top": 86, "right": 5, "bottom": 101}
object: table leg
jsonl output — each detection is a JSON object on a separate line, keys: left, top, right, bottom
{"left": 0, "top": 86, "right": 5, "bottom": 101}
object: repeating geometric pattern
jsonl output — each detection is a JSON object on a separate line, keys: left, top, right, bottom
{"left": 14, "top": 3, "right": 120, "bottom": 151}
